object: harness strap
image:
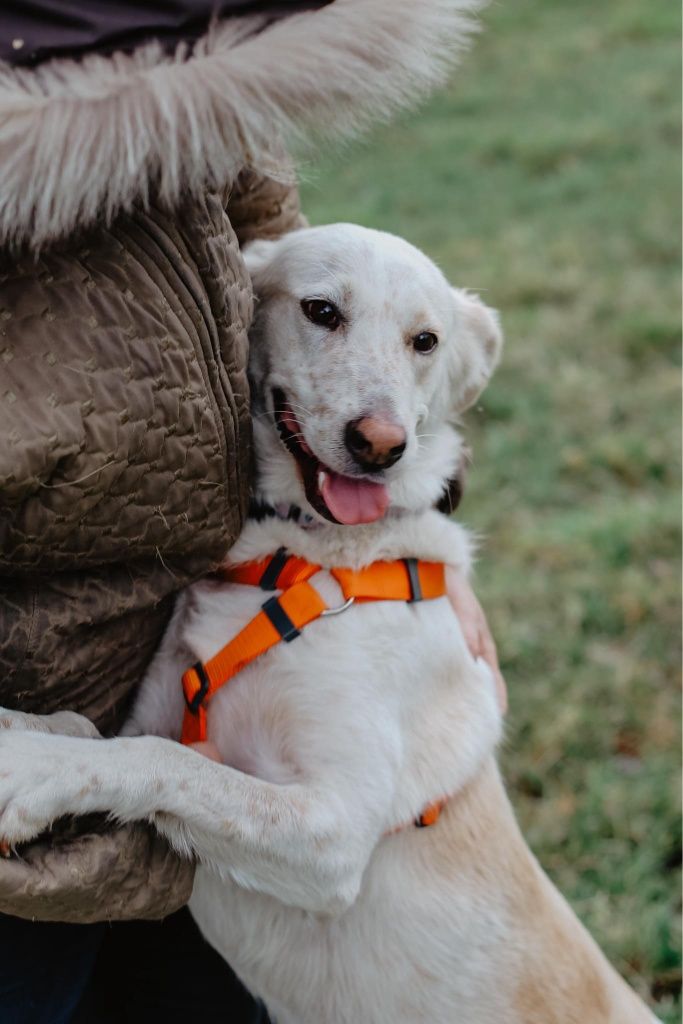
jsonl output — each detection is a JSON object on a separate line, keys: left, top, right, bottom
{"left": 181, "top": 552, "right": 450, "bottom": 828}
{"left": 331, "top": 559, "right": 445, "bottom": 603}
{"left": 221, "top": 548, "right": 321, "bottom": 591}
{"left": 415, "top": 800, "right": 444, "bottom": 828}
{"left": 181, "top": 580, "right": 327, "bottom": 745}
{"left": 183, "top": 555, "right": 447, "bottom": 745}
{"left": 223, "top": 553, "right": 445, "bottom": 603}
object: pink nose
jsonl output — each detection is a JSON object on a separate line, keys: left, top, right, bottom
{"left": 345, "top": 417, "right": 407, "bottom": 470}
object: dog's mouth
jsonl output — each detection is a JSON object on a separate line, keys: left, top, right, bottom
{"left": 272, "top": 388, "right": 389, "bottom": 525}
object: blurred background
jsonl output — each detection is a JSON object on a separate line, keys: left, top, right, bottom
{"left": 301, "top": 0, "right": 681, "bottom": 1018}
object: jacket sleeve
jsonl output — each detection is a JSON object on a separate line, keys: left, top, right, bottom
{"left": 0, "top": 178, "right": 293, "bottom": 925}
{"left": 226, "top": 170, "right": 308, "bottom": 246}
{"left": 0, "top": 711, "right": 195, "bottom": 922}
{"left": 0, "top": 819, "right": 195, "bottom": 923}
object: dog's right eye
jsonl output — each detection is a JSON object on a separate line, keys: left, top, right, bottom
{"left": 300, "top": 299, "right": 342, "bottom": 330}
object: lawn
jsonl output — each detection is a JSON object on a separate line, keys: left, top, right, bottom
{"left": 300, "top": 0, "right": 681, "bottom": 1018}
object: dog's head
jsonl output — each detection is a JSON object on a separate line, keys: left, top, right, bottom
{"left": 245, "top": 224, "right": 502, "bottom": 526}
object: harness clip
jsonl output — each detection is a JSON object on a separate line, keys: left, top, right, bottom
{"left": 184, "top": 661, "right": 210, "bottom": 715}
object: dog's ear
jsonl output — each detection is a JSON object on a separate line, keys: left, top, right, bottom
{"left": 449, "top": 288, "right": 503, "bottom": 413}
{"left": 435, "top": 443, "right": 471, "bottom": 514}
{"left": 242, "top": 238, "right": 280, "bottom": 285}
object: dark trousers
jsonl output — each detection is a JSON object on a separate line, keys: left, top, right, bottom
{"left": 0, "top": 908, "right": 267, "bottom": 1024}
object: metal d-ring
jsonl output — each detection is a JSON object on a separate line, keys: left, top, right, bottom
{"left": 321, "top": 596, "right": 355, "bottom": 617}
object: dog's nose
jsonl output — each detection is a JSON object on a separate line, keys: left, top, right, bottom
{"left": 345, "top": 417, "right": 407, "bottom": 471}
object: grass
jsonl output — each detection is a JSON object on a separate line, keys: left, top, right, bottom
{"left": 300, "top": 1, "right": 681, "bottom": 1018}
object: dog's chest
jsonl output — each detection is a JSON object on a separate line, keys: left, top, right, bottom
{"left": 182, "top": 573, "right": 500, "bottom": 817}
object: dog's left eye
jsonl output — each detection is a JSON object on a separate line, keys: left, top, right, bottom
{"left": 301, "top": 299, "right": 342, "bottom": 330}
{"left": 413, "top": 332, "right": 438, "bottom": 354}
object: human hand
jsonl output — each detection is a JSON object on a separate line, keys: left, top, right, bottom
{"left": 445, "top": 566, "right": 507, "bottom": 714}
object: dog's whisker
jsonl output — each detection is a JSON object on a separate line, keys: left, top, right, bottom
{"left": 271, "top": 406, "right": 310, "bottom": 421}
{"left": 282, "top": 403, "right": 314, "bottom": 417}
{"left": 266, "top": 397, "right": 313, "bottom": 413}
{"left": 254, "top": 408, "right": 311, "bottom": 429}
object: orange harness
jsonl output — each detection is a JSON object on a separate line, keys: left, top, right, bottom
{"left": 181, "top": 549, "right": 449, "bottom": 828}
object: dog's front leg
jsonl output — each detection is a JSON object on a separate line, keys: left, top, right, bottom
{"left": 0, "top": 730, "right": 381, "bottom": 913}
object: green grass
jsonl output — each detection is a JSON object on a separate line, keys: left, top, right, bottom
{"left": 300, "top": 1, "right": 681, "bottom": 1017}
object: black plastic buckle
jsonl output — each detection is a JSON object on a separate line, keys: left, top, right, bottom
{"left": 184, "top": 661, "right": 210, "bottom": 715}
{"left": 259, "top": 547, "right": 290, "bottom": 591}
{"left": 261, "top": 595, "right": 301, "bottom": 642}
{"left": 404, "top": 558, "right": 422, "bottom": 603}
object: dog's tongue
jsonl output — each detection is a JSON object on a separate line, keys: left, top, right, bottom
{"left": 320, "top": 470, "right": 389, "bottom": 525}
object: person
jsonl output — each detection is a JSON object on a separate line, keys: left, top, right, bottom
{"left": 0, "top": 2, "right": 504, "bottom": 1020}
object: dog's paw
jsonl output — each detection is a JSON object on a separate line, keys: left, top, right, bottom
{"left": 0, "top": 730, "right": 100, "bottom": 855}
{"left": 0, "top": 707, "right": 100, "bottom": 739}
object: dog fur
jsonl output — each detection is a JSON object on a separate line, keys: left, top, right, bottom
{"left": 0, "top": 0, "right": 482, "bottom": 249}
{"left": 0, "top": 226, "right": 657, "bottom": 1023}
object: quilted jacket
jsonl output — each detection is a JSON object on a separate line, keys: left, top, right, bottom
{"left": 0, "top": 0, "right": 481, "bottom": 922}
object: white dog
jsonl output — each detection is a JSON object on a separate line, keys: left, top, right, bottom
{"left": 0, "top": 225, "right": 656, "bottom": 1023}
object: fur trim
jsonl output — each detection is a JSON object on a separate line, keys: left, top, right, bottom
{"left": 0, "top": 0, "right": 483, "bottom": 249}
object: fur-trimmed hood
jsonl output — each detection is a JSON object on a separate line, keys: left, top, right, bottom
{"left": 0, "top": 0, "right": 483, "bottom": 250}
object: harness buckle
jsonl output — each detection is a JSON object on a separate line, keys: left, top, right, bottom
{"left": 183, "top": 661, "right": 210, "bottom": 715}
{"left": 262, "top": 595, "right": 301, "bottom": 642}
{"left": 258, "top": 547, "right": 289, "bottom": 591}
{"left": 404, "top": 558, "right": 422, "bottom": 602}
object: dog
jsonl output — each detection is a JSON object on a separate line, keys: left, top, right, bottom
{"left": 0, "top": 225, "right": 657, "bottom": 1023}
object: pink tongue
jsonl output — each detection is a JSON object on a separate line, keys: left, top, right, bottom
{"left": 320, "top": 471, "right": 389, "bottom": 525}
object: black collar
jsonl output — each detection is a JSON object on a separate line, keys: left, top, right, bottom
{"left": 248, "top": 498, "right": 319, "bottom": 529}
